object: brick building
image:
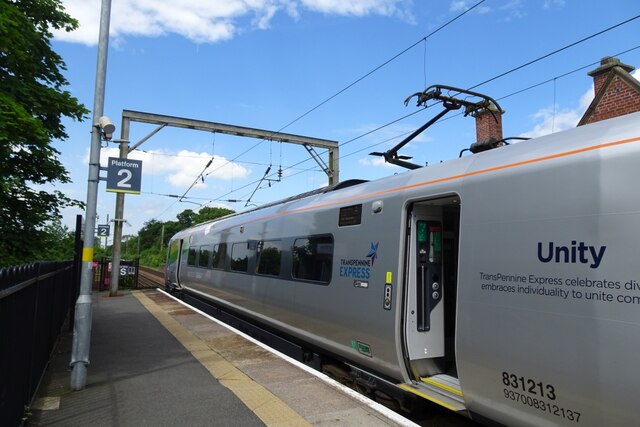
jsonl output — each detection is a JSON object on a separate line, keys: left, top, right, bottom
{"left": 471, "top": 56, "right": 640, "bottom": 144}
{"left": 578, "top": 56, "right": 640, "bottom": 125}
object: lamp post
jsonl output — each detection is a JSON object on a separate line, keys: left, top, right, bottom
{"left": 70, "top": 0, "right": 113, "bottom": 391}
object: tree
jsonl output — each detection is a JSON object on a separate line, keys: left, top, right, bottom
{"left": 38, "top": 219, "right": 76, "bottom": 260}
{"left": 134, "top": 208, "right": 235, "bottom": 267}
{"left": 137, "top": 219, "right": 165, "bottom": 252}
{"left": 0, "top": 0, "right": 88, "bottom": 266}
{"left": 174, "top": 207, "right": 234, "bottom": 229}
{"left": 194, "top": 207, "right": 234, "bottom": 224}
{"left": 176, "top": 209, "right": 196, "bottom": 227}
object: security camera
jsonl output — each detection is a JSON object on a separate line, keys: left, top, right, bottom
{"left": 97, "top": 116, "right": 116, "bottom": 140}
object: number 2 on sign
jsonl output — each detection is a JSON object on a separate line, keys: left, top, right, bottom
{"left": 117, "top": 169, "right": 132, "bottom": 188}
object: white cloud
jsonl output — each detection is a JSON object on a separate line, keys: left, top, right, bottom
{"left": 139, "top": 198, "right": 170, "bottom": 216}
{"left": 358, "top": 155, "right": 404, "bottom": 169}
{"left": 519, "top": 106, "right": 583, "bottom": 139}
{"left": 302, "top": 0, "right": 410, "bottom": 17}
{"left": 450, "top": 0, "right": 490, "bottom": 15}
{"left": 521, "top": 69, "right": 640, "bottom": 139}
{"left": 519, "top": 86, "right": 592, "bottom": 139}
{"left": 56, "top": 0, "right": 414, "bottom": 45}
{"left": 91, "top": 147, "right": 250, "bottom": 189}
{"left": 158, "top": 149, "right": 251, "bottom": 188}
{"left": 55, "top": 0, "right": 253, "bottom": 44}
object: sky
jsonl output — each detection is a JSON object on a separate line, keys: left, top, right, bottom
{"left": 49, "top": 0, "right": 640, "bottom": 242}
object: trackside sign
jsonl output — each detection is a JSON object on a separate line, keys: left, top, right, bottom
{"left": 106, "top": 157, "right": 142, "bottom": 194}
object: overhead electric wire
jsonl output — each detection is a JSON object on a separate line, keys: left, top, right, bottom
{"left": 497, "top": 44, "right": 640, "bottom": 101}
{"left": 158, "top": 11, "right": 640, "bottom": 217}
{"left": 143, "top": 191, "right": 214, "bottom": 201}
{"left": 188, "top": 0, "right": 486, "bottom": 196}
{"left": 139, "top": 149, "right": 286, "bottom": 167}
{"left": 267, "top": 0, "right": 487, "bottom": 134}
{"left": 178, "top": 157, "right": 213, "bottom": 201}
{"left": 277, "top": 108, "right": 427, "bottom": 176}
{"left": 278, "top": 23, "right": 640, "bottom": 175}
{"left": 338, "top": 45, "right": 640, "bottom": 161}
{"left": 156, "top": 157, "right": 213, "bottom": 217}
{"left": 250, "top": 43, "right": 640, "bottom": 186}
{"left": 468, "top": 13, "right": 640, "bottom": 91}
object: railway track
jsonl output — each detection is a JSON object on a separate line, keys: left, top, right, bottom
{"left": 137, "top": 266, "right": 165, "bottom": 288}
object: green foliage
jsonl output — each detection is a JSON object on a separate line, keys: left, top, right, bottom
{"left": 37, "top": 219, "right": 75, "bottom": 260}
{"left": 99, "top": 207, "right": 235, "bottom": 268}
{"left": 134, "top": 207, "right": 234, "bottom": 267}
{"left": 121, "top": 235, "right": 140, "bottom": 260}
{"left": 0, "top": 218, "right": 78, "bottom": 267}
{"left": 194, "top": 206, "right": 234, "bottom": 224}
{"left": 139, "top": 248, "right": 165, "bottom": 268}
{"left": 0, "top": 0, "right": 88, "bottom": 266}
{"left": 94, "top": 239, "right": 111, "bottom": 259}
{"left": 174, "top": 207, "right": 233, "bottom": 228}
{"left": 137, "top": 219, "right": 164, "bottom": 252}
{"left": 176, "top": 209, "right": 197, "bottom": 227}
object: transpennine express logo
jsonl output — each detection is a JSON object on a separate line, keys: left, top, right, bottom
{"left": 339, "top": 242, "right": 379, "bottom": 279}
{"left": 366, "top": 242, "right": 379, "bottom": 266}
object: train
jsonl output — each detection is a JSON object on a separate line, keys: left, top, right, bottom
{"left": 165, "top": 109, "right": 640, "bottom": 426}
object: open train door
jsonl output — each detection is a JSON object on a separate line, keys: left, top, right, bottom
{"left": 399, "top": 197, "right": 466, "bottom": 413}
{"left": 165, "top": 238, "right": 184, "bottom": 292}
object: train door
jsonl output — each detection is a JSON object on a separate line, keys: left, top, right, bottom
{"left": 165, "top": 238, "right": 184, "bottom": 290}
{"left": 399, "top": 196, "right": 465, "bottom": 412}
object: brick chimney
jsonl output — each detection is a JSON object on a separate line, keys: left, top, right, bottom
{"left": 473, "top": 104, "right": 503, "bottom": 144}
{"left": 578, "top": 56, "right": 640, "bottom": 126}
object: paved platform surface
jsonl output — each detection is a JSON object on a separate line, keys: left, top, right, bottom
{"left": 29, "top": 289, "right": 415, "bottom": 426}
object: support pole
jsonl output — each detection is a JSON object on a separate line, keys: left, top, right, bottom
{"left": 70, "top": 0, "right": 112, "bottom": 390}
{"left": 109, "top": 117, "right": 130, "bottom": 296}
{"left": 328, "top": 148, "right": 339, "bottom": 186}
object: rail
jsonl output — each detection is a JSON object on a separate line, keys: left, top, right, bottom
{"left": 138, "top": 266, "right": 165, "bottom": 288}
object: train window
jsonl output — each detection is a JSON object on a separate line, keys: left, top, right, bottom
{"left": 198, "top": 245, "right": 212, "bottom": 268}
{"left": 257, "top": 240, "right": 282, "bottom": 276}
{"left": 230, "top": 242, "right": 251, "bottom": 272}
{"left": 292, "top": 235, "right": 333, "bottom": 283}
{"left": 187, "top": 247, "right": 197, "bottom": 266}
{"left": 212, "top": 243, "right": 227, "bottom": 269}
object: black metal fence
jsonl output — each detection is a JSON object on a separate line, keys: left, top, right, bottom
{"left": 0, "top": 261, "right": 78, "bottom": 427}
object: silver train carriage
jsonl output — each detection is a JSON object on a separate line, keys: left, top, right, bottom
{"left": 166, "top": 111, "right": 640, "bottom": 426}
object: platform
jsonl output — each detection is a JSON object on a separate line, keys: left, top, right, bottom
{"left": 29, "top": 289, "right": 417, "bottom": 426}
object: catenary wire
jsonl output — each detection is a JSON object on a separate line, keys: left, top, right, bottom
{"left": 157, "top": 14, "right": 640, "bottom": 218}
{"left": 184, "top": 1, "right": 487, "bottom": 194}
{"left": 467, "top": 14, "right": 640, "bottom": 91}
{"left": 234, "top": 44, "right": 640, "bottom": 190}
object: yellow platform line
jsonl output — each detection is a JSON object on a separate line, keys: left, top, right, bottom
{"left": 421, "top": 377, "right": 463, "bottom": 397}
{"left": 132, "top": 291, "right": 311, "bottom": 426}
{"left": 398, "top": 384, "right": 458, "bottom": 412}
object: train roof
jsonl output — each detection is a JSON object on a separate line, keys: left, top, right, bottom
{"left": 169, "top": 111, "right": 640, "bottom": 242}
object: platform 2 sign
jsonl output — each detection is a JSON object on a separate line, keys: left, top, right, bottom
{"left": 106, "top": 157, "right": 142, "bottom": 194}
{"left": 97, "top": 224, "right": 110, "bottom": 237}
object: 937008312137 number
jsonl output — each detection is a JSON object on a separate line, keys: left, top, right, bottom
{"left": 503, "top": 389, "right": 581, "bottom": 423}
